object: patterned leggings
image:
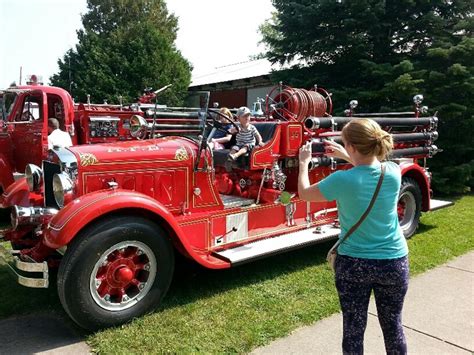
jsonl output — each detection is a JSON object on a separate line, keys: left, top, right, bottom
{"left": 335, "top": 254, "right": 409, "bottom": 355}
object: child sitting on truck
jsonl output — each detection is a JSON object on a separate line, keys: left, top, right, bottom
{"left": 210, "top": 107, "right": 234, "bottom": 150}
{"left": 227, "top": 106, "right": 264, "bottom": 163}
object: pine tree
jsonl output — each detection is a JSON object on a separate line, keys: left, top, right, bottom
{"left": 262, "top": 0, "right": 473, "bottom": 194}
{"left": 50, "top": 0, "right": 191, "bottom": 106}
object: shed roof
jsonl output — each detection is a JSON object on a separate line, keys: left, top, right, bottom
{"left": 190, "top": 59, "right": 283, "bottom": 87}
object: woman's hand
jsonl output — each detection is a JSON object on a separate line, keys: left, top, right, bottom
{"left": 299, "top": 141, "right": 312, "bottom": 167}
{"left": 324, "top": 140, "right": 351, "bottom": 163}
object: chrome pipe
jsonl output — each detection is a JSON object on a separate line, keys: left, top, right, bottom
{"left": 11, "top": 206, "right": 58, "bottom": 230}
{"left": 308, "top": 145, "right": 439, "bottom": 170}
{"left": 305, "top": 116, "right": 437, "bottom": 130}
{"left": 150, "top": 124, "right": 203, "bottom": 130}
{"left": 152, "top": 112, "right": 200, "bottom": 119}
{"left": 351, "top": 112, "right": 415, "bottom": 117}
{"left": 311, "top": 132, "right": 439, "bottom": 152}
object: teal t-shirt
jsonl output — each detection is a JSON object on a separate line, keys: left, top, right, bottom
{"left": 317, "top": 161, "right": 408, "bottom": 259}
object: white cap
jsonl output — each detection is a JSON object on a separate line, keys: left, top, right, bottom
{"left": 236, "top": 106, "right": 251, "bottom": 118}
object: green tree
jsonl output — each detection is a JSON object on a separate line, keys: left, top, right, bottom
{"left": 51, "top": 0, "right": 191, "bottom": 106}
{"left": 262, "top": 0, "right": 473, "bottom": 194}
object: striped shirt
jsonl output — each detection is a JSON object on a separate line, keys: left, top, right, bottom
{"left": 236, "top": 123, "right": 258, "bottom": 146}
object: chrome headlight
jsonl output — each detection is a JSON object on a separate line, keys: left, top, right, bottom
{"left": 130, "top": 114, "right": 148, "bottom": 138}
{"left": 413, "top": 94, "right": 424, "bottom": 105}
{"left": 25, "top": 164, "right": 43, "bottom": 192}
{"left": 53, "top": 172, "right": 74, "bottom": 207}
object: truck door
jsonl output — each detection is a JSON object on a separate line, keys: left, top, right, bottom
{"left": 0, "top": 91, "right": 18, "bottom": 190}
{"left": 10, "top": 90, "right": 46, "bottom": 172}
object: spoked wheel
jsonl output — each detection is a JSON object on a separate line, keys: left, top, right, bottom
{"left": 265, "top": 84, "right": 298, "bottom": 121}
{"left": 57, "top": 216, "right": 174, "bottom": 330}
{"left": 398, "top": 177, "right": 422, "bottom": 239}
{"left": 89, "top": 240, "right": 157, "bottom": 311}
{"left": 314, "top": 87, "right": 333, "bottom": 116}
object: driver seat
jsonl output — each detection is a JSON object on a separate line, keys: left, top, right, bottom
{"left": 213, "top": 122, "right": 281, "bottom": 170}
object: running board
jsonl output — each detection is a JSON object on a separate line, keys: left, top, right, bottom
{"left": 213, "top": 225, "right": 340, "bottom": 266}
{"left": 429, "top": 199, "right": 454, "bottom": 211}
{"left": 220, "top": 194, "right": 255, "bottom": 209}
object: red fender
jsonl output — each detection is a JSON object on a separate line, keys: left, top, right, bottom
{"left": 1, "top": 178, "right": 30, "bottom": 208}
{"left": 43, "top": 189, "right": 229, "bottom": 269}
{"left": 0, "top": 155, "right": 14, "bottom": 193}
{"left": 399, "top": 162, "right": 430, "bottom": 211}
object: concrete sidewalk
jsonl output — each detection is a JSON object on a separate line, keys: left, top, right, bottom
{"left": 0, "top": 313, "right": 90, "bottom": 355}
{"left": 253, "top": 251, "right": 474, "bottom": 355}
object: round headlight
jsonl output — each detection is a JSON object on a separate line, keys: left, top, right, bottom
{"left": 413, "top": 94, "right": 424, "bottom": 105}
{"left": 53, "top": 173, "right": 74, "bottom": 207}
{"left": 25, "top": 164, "right": 43, "bottom": 192}
{"left": 130, "top": 115, "right": 148, "bottom": 139}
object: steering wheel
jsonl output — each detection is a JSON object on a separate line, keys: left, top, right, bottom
{"left": 208, "top": 109, "right": 239, "bottom": 133}
{"left": 207, "top": 108, "right": 239, "bottom": 134}
{"left": 21, "top": 110, "right": 35, "bottom": 121}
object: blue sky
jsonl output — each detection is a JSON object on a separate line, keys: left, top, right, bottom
{"left": 0, "top": 0, "right": 274, "bottom": 88}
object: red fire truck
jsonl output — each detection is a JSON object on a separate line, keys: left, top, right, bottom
{"left": 0, "top": 76, "right": 171, "bottom": 194}
{"left": 0, "top": 84, "right": 451, "bottom": 330}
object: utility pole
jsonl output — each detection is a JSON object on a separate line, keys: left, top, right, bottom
{"left": 19, "top": 66, "right": 22, "bottom": 85}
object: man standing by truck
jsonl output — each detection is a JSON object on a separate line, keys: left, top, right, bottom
{"left": 47, "top": 118, "right": 72, "bottom": 150}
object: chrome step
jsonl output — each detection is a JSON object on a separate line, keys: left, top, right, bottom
{"left": 220, "top": 194, "right": 255, "bottom": 209}
{"left": 429, "top": 199, "right": 454, "bottom": 211}
{"left": 214, "top": 225, "right": 340, "bottom": 265}
{"left": 0, "top": 244, "right": 49, "bottom": 288}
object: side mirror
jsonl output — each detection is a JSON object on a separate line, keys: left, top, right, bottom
{"left": 130, "top": 115, "right": 148, "bottom": 139}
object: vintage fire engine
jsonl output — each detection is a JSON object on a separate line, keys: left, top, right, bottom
{"left": 0, "top": 83, "right": 451, "bottom": 330}
{"left": 0, "top": 76, "right": 172, "bottom": 194}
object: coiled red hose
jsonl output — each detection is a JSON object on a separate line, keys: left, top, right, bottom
{"left": 267, "top": 86, "right": 331, "bottom": 122}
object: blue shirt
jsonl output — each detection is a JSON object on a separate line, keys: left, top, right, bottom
{"left": 213, "top": 124, "right": 232, "bottom": 139}
{"left": 317, "top": 161, "right": 408, "bottom": 259}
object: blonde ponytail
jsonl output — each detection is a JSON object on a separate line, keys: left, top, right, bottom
{"left": 341, "top": 118, "right": 393, "bottom": 160}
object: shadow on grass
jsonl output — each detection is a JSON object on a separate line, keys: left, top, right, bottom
{"left": 416, "top": 222, "right": 436, "bottom": 234}
{"left": 0, "top": 265, "right": 62, "bottom": 319}
{"left": 161, "top": 239, "right": 334, "bottom": 312}
{"left": 0, "top": 238, "right": 335, "bottom": 331}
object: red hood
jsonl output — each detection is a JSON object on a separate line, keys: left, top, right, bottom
{"left": 68, "top": 136, "right": 198, "bottom": 168}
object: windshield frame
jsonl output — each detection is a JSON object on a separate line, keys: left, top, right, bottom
{"left": 1, "top": 89, "right": 31, "bottom": 121}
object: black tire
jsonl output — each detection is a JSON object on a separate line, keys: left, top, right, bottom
{"left": 57, "top": 216, "right": 174, "bottom": 331}
{"left": 398, "top": 177, "right": 422, "bottom": 239}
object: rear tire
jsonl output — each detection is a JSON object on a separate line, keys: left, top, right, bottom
{"left": 57, "top": 216, "right": 174, "bottom": 331}
{"left": 398, "top": 177, "right": 422, "bottom": 239}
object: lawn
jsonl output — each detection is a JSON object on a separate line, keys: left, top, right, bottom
{"left": 1, "top": 194, "right": 473, "bottom": 353}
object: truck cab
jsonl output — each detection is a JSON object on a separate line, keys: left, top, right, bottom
{"left": 0, "top": 77, "right": 75, "bottom": 193}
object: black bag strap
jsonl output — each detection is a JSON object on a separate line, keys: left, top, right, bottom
{"left": 336, "top": 163, "right": 386, "bottom": 247}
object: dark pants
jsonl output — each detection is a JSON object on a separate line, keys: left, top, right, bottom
{"left": 335, "top": 254, "right": 409, "bottom": 355}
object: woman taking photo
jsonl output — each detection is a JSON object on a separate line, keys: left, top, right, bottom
{"left": 298, "top": 118, "right": 409, "bottom": 354}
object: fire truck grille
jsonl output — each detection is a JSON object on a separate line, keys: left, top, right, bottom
{"left": 43, "top": 161, "right": 61, "bottom": 208}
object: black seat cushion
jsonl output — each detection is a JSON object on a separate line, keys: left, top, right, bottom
{"left": 253, "top": 123, "right": 277, "bottom": 143}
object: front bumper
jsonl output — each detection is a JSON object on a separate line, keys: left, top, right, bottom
{"left": 0, "top": 243, "right": 49, "bottom": 288}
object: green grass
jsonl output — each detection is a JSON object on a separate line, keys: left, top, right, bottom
{"left": 1, "top": 195, "right": 473, "bottom": 353}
